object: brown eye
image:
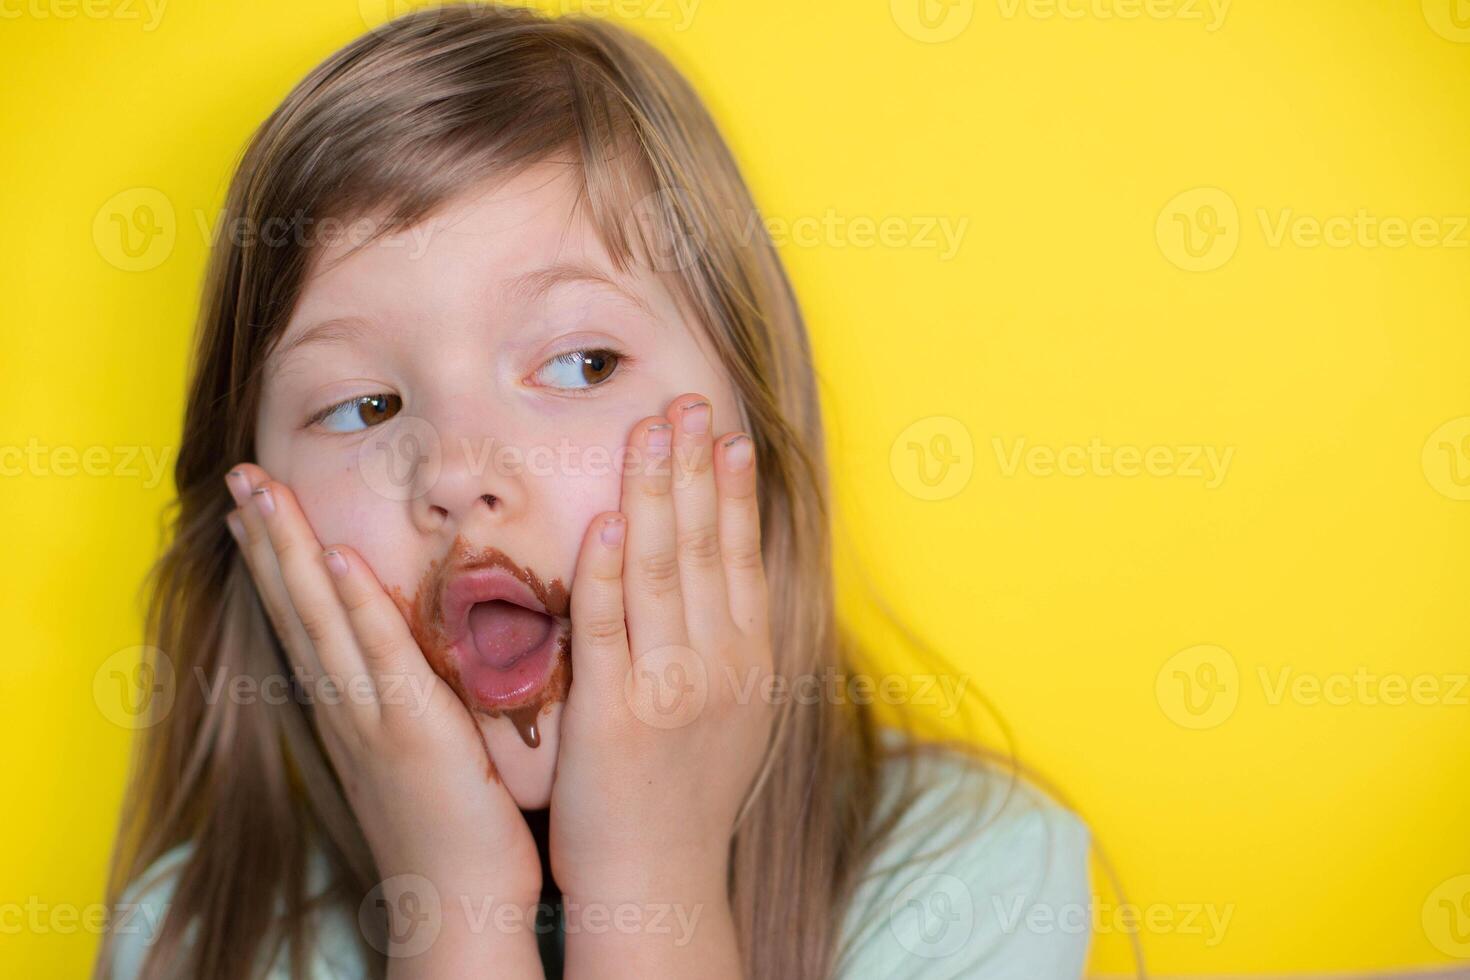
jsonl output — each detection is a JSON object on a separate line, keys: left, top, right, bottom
{"left": 578, "top": 350, "right": 617, "bottom": 385}
{"left": 316, "top": 393, "right": 402, "bottom": 433}
{"left": 534, "top": 348, "right": 624, "bottom": 391}
{"left": 357, "top": 393, "right": 402, "bottom": 426}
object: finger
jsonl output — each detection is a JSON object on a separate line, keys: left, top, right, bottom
{"left": 226, "top": 465, "right": 321, "bottom": 678}
{"left": 567, "top": 511, "right": 631, "bottom": 713}
{"left": 320, "top": 543, "right": 449, "bottom": 726}
{"left": 249, "top": 478, "right": 376, "bottom": 721}
{"left": 621, "top": 415, "right": 689, "bottom": 658}
{"left": 668, "top": 393, "right": 732, "bottom": 645}
{"left": 714, "top": 432, "right": 768, "bottom": 649}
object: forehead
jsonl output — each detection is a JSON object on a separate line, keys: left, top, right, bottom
{"left": 292, "top": 160, "right": 638, "bottom": 324}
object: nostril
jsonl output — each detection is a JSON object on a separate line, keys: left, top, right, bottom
{"left": 480, "top": 494, "right": 498, "bottom": 509}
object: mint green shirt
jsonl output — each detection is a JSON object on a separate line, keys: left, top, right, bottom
{"left": 106, "top": 734, "right": 1091, "bottom": 978}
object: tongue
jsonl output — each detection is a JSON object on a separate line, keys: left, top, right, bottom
{"left": 466, "top": 600, "right": 552, "bottom": 669}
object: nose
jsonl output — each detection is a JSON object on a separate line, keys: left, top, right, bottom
{"left": 404, "top": 414, "right": 526, "bottom": 538}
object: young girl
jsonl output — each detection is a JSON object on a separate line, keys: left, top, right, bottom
{"left": 98, "top": 4, "right": 1091, "bottom": 977}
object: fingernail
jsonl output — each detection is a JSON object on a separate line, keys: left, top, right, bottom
{"left": 323, "top": 549, "right": 349, "bottom": 577}
{"left": 723, "top": 433, "right": 753, "bottom": 469}
{"left": 600, "top": 515, "right": 626, "bottom": 547}
{"left": 647, "top": 423, "right": 672, "bottom": 455}
{"left": 225, "top": 511, "right": 244, "bottom": 542}
{"left": 226, "top": 469, "right": 250, "bottom": 506}
{"left": 251, "top": 485, "right": 275, "bottom": 515}
{"left": 681, "top": 401, "right": 710, "bottom": 435}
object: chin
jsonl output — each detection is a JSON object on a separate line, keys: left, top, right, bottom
{"left": 478, "top": 704, "right": 563, "bottom": 809}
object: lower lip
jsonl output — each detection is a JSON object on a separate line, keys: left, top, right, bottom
{"left": 452, "top": 618, "right": 564, "bottom": 711}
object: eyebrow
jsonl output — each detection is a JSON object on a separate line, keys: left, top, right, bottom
{"left": 505, "top": 262, "right": 656, "bottom": 319}
{"left": 271, "top": 262, "right": 655, "bottom": 367}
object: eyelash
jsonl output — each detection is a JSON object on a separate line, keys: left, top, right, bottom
{"left": 536, "top": 345, "right": 631, "bottom": 398}
{"left": 304, "top": 394, "right": 392, "bottom": 430}
{"left": 302, "top": 345, "right": 632, "bottom": 430}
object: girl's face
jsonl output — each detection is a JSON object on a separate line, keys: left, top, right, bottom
{"left": 253, "top": 160, "right": 741, "bottom": 808}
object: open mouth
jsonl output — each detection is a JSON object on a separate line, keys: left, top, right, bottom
{"left": 436, "top": 560, "right": 571, "bottom": 716}
{"left": 389, "top": 539, "right": 573, "bottom": 751}
{"left": 456, "top": 598, "right": 563, "bottom": 707}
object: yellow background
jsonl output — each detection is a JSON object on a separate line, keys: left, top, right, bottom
{"left": 2, "top": 0, "right": 1467, "bottom": 975}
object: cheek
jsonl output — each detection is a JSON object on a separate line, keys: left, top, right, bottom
{"left": 517, "top": 384, "right": 744, "bottom": 530}
{"left": 289, "top": 465, "right": 421, "bottom": 593}
{"left": 258, "top": 431, "right": 408, "bottom": 570}
{"left": 526, "top": 421, "right": 630, "bottom": 524}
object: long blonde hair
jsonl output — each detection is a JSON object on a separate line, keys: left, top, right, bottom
{"left": 98, "top": 5, "right": 1039, "bottom": 977}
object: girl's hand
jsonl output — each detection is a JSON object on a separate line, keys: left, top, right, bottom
{"left": 224, "top": 465, "right": 544, "bottom": 971}
{"left": 549, "top": 393, "right": 773, "bottom": 973}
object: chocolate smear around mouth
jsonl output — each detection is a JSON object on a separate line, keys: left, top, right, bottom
{"left": 386, "top": 534, "right": 572, "bottom": 778}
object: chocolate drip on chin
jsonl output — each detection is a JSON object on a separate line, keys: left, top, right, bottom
{"left": 507, "top": 705, "right": 542, "bottom": 749}
{"left": 480, "top": 632, "right": 572, "bottom": 749}
{"left": 386, "top": 536, "right": 574, "bottom": 765}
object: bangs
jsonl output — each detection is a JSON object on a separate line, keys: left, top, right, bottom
{"left": 251, "top": 7, "right": 689, "bottom": 286}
